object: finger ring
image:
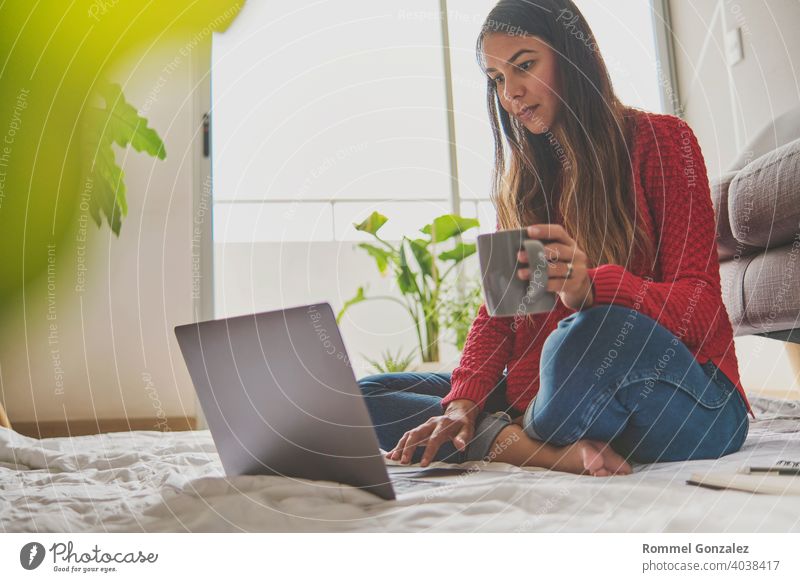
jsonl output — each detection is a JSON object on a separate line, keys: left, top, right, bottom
{"left": 565, "top": 262, "right": 574, "bottom": 279}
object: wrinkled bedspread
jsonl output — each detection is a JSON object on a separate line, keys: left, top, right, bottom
{"left": 2, "top": 397, "right": 799, "bottom": 532}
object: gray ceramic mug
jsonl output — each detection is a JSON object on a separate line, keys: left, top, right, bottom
{"left": 477, "top": 229, "right": 557, "bottom": 316}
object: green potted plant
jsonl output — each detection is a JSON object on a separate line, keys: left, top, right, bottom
{"left": 363, "top": 347, "right": 417, "bottom": 374}
{"left": 337, "top": 211, "right": 480, "bottom": 366}
{"left": 440, "top": 277, "right": 484, "bottom": 352}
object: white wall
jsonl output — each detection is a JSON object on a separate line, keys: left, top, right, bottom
{"left": 670, "top": 0, "right": 800, "bottom": 175}
{"left": 669, "top": 0, "right": 800, "bottom": 396}
{"left": 0, "top": 40, "right": 200, "bottom": 424}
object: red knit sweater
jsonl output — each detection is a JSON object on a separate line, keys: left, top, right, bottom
{"left": 442, "top": 111, "right": 755, "bottom": 419}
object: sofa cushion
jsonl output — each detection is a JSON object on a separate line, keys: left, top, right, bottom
{"left": 711, "top": 171, "right": 761, "bottom": 260}
{"left": 720, "top": 240, "right": 800, "bottom": 335}
{"left": 729, "top": 138, "right": 800, "bottom": 249}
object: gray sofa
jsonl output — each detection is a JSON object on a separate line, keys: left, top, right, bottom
{"left": 712, "top": 107, "right": 800, "bottom": 342}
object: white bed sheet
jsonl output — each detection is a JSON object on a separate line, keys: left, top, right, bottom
{"left": 2, "top": 396, "right": 799, "bottom": 532}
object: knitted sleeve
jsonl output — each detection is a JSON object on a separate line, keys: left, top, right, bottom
{"left": 440, "top": 304, "right": 515, "bottom": 411}
{"left": 586, "top": 115, "right": 727, "bottom": 354}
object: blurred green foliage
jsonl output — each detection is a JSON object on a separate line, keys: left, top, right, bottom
{"left": 0, "top": 0, "right": 244, "bottom": 319}
{"left": 83, "top": 79, "right": 167, "bottom": 235}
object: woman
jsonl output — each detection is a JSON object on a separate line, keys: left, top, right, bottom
{"left": 358, "top": 0, "right": 753, "bottom": 476}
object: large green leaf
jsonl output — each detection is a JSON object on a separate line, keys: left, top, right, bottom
{"left": 408, "top": 238, "right": 433, "bottom": 279}
{"left": 95, "top": 80, "right": 167, "bottom": 159}
{"left": 82, "top": 115, "right": 125, "bottom": 234}
{"left": 98, "top": 163, "right": 122, "bottom": 234}
{"left": 87, "top": 144, "right": 125, "bottom": 234}
{"left": 421, "top": 214, "right": 480, "bottom": 243}
{"left": 336, "top": 286, "right": 367, "bottom": 323}
{"left": 397, "top": 244, "right": 420, "bottom": 295}
{"left": 354, "top": 211, "right": 388, "bottom": 236}
{"left": 97, "top": 145, "right": 127, "bottom": 216}
{"left": 439, "top": 242, "right": 477, "bottom": 262}
{"left": 82, "top": 79, "right": 167, "bottom": 235}
{"left": 357, "top": 243, "right": 393, "bottom": 275}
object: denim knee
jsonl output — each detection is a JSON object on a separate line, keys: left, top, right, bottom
{"left": 542, "top": 305, "right": 660, "bottom": 380}
{"left": 358, "top": 375, "right": 386, "bottom": 396}
{"left": 358, "top": 373, "right": 421, "bottom": 397}
{"left": 532, "top": 305, "right": 644, "bottom": 445}
{"left": 545, "top": 305, "right": 618, "bottom": 356}
{"left": 551, "top": 305, "right": 639, "bottom": 338}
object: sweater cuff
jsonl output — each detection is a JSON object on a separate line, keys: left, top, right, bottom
{"left": 587, "top": 264, "right": 638, "bottom": 308}
{"left": 440, "top": 374, "right": 495, "bottom": 412}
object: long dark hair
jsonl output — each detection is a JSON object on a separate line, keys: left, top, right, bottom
{"left": 478, "top": 0, "right": 652, "bottom": 269}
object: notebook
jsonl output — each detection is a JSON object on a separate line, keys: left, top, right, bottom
{"left": 687, "top": 460, "right": 800, "bottom": 495}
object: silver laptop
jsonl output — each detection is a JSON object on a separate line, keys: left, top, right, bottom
{"left": 175, "top": 303, "right": 464, "bottom": 500}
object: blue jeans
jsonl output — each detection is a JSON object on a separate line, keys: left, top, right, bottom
{"left": 358, "top": 305, "right": 750, "bottom": 465}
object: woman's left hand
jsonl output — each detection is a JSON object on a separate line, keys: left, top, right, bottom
{"left": 517, "top": 224, "right": 594, "bottom": 311}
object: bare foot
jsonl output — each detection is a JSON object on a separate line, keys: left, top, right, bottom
{"left": 552, "top": 439, "right": 632, "bottom": 477}
{"left": 486, "top": 426, "right": 632, "bottom": 476}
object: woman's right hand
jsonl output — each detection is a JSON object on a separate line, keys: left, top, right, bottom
{"left": 386, "top": 399, "right": 479, "bottom": 467}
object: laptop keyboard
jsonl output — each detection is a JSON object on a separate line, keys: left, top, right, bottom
{"left": 385, "top": 466, "right": 470, "bottom": 494}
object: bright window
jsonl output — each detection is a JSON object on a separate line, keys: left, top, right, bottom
{"left": 212, "top": 0, "right": 450, "bottom": 242}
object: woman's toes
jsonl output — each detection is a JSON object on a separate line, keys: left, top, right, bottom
{"left": 611, "top": 455, "right": 633, "bottom": 474}
{"left": 605, "top": 454, "right": 630, "bottom": 474}
{"left": 584, "top": 440, "right": 632, "bottom": 476}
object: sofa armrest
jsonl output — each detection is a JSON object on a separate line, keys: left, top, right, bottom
{"left": 729, "top": 138, "right": 800, "bottom": 249}
{"left": 712, "top": 171, "right": 761, "bottom": 260}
